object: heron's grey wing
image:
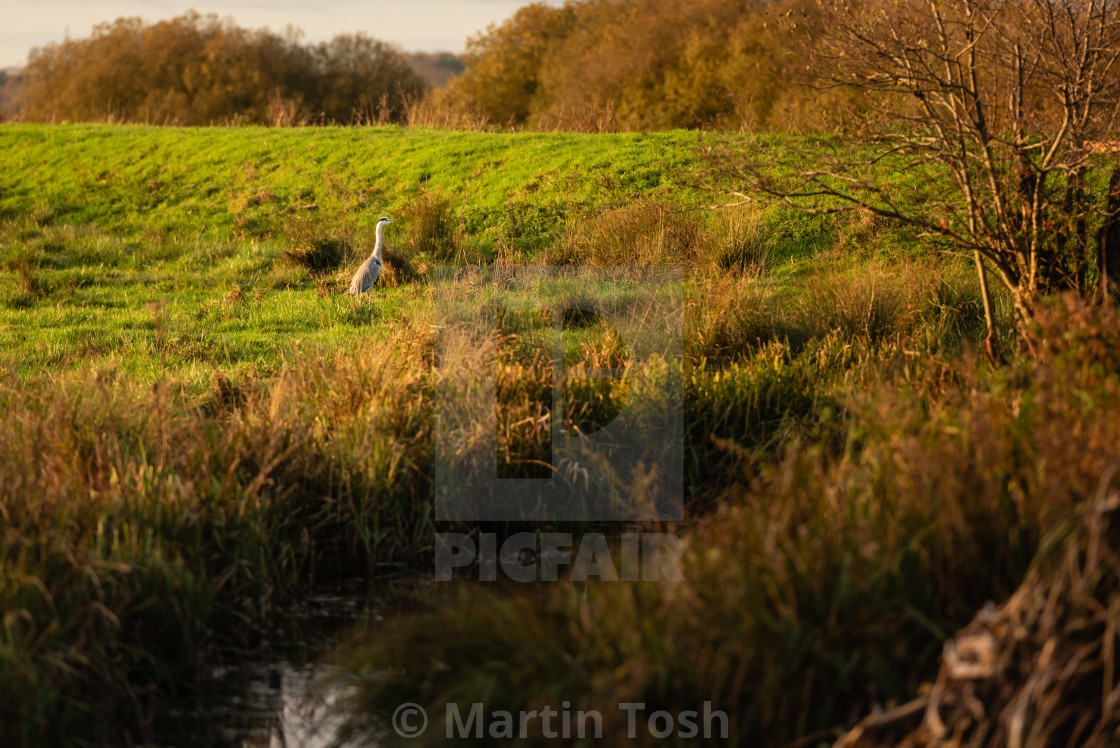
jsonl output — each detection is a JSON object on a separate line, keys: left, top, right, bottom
{"left": 348, "top": 257, "right": 381, "bottom": 295}
{"left": 347, "top": 265, "right": 366, "bottom": 295}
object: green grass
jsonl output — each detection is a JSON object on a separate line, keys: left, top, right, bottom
{"left": 0, "top": 125, "right": 716, "bottom": 379}
{"left": 2, "top": 124, "right": 983, "bottom": 380}
{"left": 0, "top": 125, "right": 705, "bottom": 241}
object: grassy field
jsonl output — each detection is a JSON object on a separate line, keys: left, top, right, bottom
{"left": 0, "top": 125, "right": 700, "bottom": 378}
{"left": 0, "top": 125, "right": 936, "bottom": 378}
{"left": 4, "top": 123, "right": 1115, "bottom": 746}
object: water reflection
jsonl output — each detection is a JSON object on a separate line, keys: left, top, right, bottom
{"left": 162, "top": 662, "right": 348, "bottom": 748}
{"left": 150, "top": 581, "right": 412, "bottom": 748}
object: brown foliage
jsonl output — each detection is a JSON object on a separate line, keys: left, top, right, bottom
{"left": 20, "top": 12, "right": 426, "bottom": 125}
{"left": 440, "top": 0, "right": 844, "bottom": 132}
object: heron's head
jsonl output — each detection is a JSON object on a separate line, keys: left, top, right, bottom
{"left": 377, "top": 217, "right": 396, "bottom": 226}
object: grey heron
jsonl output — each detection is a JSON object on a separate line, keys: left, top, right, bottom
{"left": 347, "top": 216, "right": 396, "bottom": 296}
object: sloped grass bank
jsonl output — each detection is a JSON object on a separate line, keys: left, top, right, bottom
{"left": 0, "top": 125, "right": 704, "bottom": 244}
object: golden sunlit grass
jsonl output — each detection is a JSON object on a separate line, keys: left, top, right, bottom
{"left": 332, "top": 297, "right": 1120, "bottom": 747}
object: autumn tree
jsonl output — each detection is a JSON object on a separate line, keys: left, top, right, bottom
{"left": 715, "top": 0, "right": 1120, "bottom": 356}
{"left": 20, "top": 12, "right": 425, "bottom": 125}
{"left": 311, "top": 34, "right": 424, "bottom": 123}
{"left": 531, "top": 0, "right": 821, "bottom": 130}
{"left": 449, "top": 2, "right": 578, "bottom": 126}
{"left": 443, "top": 0, "right": 842, "bottom": 131}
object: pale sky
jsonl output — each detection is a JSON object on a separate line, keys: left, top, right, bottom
{"left": 2, "top": 0, "right": 548, "bottom": 68}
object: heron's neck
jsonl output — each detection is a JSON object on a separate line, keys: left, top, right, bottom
{"left": 372, "top": 223, "right": 384, "bottom": 263}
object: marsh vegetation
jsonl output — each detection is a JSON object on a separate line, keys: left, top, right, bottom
{"left": 1, "top": 121, "right": 1118, "bottom": 746}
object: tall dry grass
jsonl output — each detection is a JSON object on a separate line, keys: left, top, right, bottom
{"left": 687, "top": 255, "right": 1007, "bottom": 363}
{"left": 330, "top": 296, "right": 1120, "bottom": 747}
{"left": 549, "top": 201, "right": 764, "bottom": 268}
{"left": 0, "top": 322, "right": 672, "bottom": 740}
{"left": 399, "top": 190, "right": 461, "bottom": 264}
{"left": 835, "top": 296, "right": 1120, "bottom": 747}
{"left": 0, "top": 333, "right": 435, "bottom": 741}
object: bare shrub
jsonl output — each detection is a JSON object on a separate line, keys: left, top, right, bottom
{"left": 716, "top": 0, "right": 1120, "bottom": 357}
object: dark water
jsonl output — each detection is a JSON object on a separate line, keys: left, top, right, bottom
{"left": 156, "top": 661, "right": 348, "bottom": 747}
{"left": 147, "top": 581, "right": 416, "bottom": 748}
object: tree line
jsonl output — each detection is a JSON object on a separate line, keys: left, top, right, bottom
{"left": 11, "top": 2, "right": 841, "bottom": 131}
{"left": 435, "top": 0, "right": 842, "bottom": 132}
{"left": 10, "top": 1, "right": 1119, "bottom": 141}
{"left": 17, "top": 12, "right": 427, "bottom": 125}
